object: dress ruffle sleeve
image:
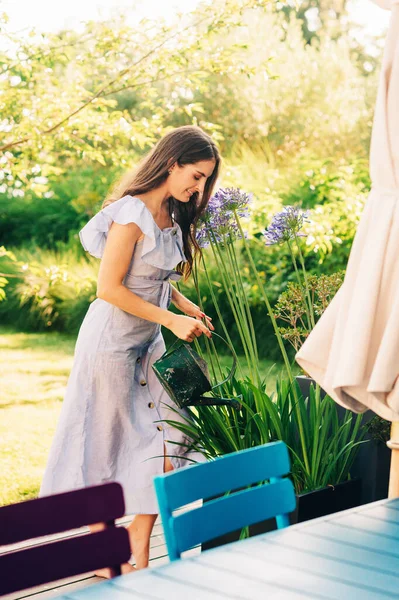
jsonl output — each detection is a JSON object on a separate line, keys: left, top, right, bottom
{"left": 79, "top": 195, "right": 186, "bottom": 270}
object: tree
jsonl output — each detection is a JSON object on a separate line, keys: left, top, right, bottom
{"left": 276, "top": 0, "right": 349, "bottom": 44}
{"left": 0, "top": 0, "right": 276, "bottom": 197}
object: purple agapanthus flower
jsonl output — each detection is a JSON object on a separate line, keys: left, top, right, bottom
{"left": 263, "top": 206, "right": 309, "bottom": 246}
{"left": 195, "top": 227, "right": 210, "bottom": 249}
{"left": 196, "top": 187, "right": 252, "bottom": 247}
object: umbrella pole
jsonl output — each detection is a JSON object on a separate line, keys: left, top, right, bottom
{"left": 387, "top": 421, "right": 399, "bottom": 498}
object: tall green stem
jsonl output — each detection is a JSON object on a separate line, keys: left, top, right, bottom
{"left": 188, "top": 262, "right": 219, "bottom": 382}
{"left": 227, "top": 234, "right": 259, "bottom": 366}
{"left": 292, "top": 235, "right": 320, "bottom": 412}
{"left": 200, "top": 252, "right": 245, "bottom": 380}
{"left": 287, "top": 238, "right": 312, "bottom": 331}
{"left": 234, "top": 211, "right": 310, "bottom": 474}
{"left": 208, "top": 234, "right": 256, "bottom": 381}
{"left": 224, "top": 237, "right": 260, "bottom": 386}
{"left": 294, "top": 235, "right": 316, "bottom": 328}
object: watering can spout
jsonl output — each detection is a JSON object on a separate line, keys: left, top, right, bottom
{"left": 189, "top": 396, "right": 242, "bottom": 409}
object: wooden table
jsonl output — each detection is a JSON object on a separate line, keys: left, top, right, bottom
{"left": 57, "top": 497, "right": 399, "bottom": 600}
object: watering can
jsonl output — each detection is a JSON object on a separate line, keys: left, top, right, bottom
{"left": 152, "top": 332, "right": 242, "bottom": 409}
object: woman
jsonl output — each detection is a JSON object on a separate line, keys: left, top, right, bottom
{"left": 40, "top": 125, "right": 220, "bottom": 575}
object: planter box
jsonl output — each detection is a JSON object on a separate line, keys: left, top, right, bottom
{"left": 295, "top": 375, "right": 391, "bottom": 505}
{"left": 350, "top": 424, "right": 390, "bottom": 504}
{"left": 295, "top": 375, "right": 327, "bottom": 400}
{"left": 202, "top": 478, "right": 362, "bottom": 551}
{"left": 292, "top": 478, "right": 362, "bottom": 523}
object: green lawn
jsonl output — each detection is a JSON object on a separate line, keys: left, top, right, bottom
{"left": 0, "top": 328, "right": 76, "bottom": 506}
{"left": 0, "top": 327, "right": 287, "bottom": 506}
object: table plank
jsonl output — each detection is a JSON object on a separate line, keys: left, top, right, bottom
{"left": 113, "top": 570, "right": 238, "bottom": 600}
{"left": 198, "top": 543, "right": 395, "bottom": 599}
{"left": 361, "top": 505, "right": 399, "bottom": 523}
{"left": 144, "top": 557, "right": 286, "bottom": 600}
{"left": 333, "top": 512, "right": 399, "bottom": 538}
{"left": 270, "top": 528, "right": 399, "bottom": 576}
{"left": 64, "top": 583, "right": 151, "bottom": 599}
{"left": 383, "top": 500, "right": 399, "bottom": 511}
{"left": 299, "top": 520, "right": 399, "bottom": 557}
{"left": 256, "top": 538, "right": 399, "bottom": 596}
{"left": 196, "top": 552, "right": 329, "bottom": 599}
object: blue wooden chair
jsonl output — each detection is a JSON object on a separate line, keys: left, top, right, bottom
{"left": 154, "top": 440, "right": 296, "bottom": 561}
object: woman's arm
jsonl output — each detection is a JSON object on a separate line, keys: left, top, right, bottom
{"left": 96, "top": 222, "right": 211, "bottom": 341}
{"left": 170, "top": 285, "right": 214, "bottom": 331}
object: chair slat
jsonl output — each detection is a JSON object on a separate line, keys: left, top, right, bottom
{"left": 172, "top": 479, "right": 296, "bottom": 553}
{"left": 0, "top": 483, "right": 125, "bottom": 546}
{"left": 161, "top": 441, "right": 291, "bottom": 510}
{"left": 0, "top": 528, "right": 131, "bottom": 596}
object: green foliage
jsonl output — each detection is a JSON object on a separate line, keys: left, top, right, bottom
{"left": 0, "top": 0, "right": 276, "bottom": 193}
{"left": 164, "top": 376, "right": 366, "bottom": 493}
{"left": 364, "top": 415, "right": 391, "bottom": 445}
{"left": 0, "top": 0, "right": 382, "bottom": 507}
{"left": 274, "top": 380, "right": 365, "bottom": 493}
{"left": 0, "top": 1, "right": 381, "bottom": 363}
{"left": 0, "top": 246, "right": 16, "bottom": 301}
{"left": 193, "top": 9, "right": 376, "bottom": 160}
{"left": 276, "top": 0, "right": 349, "bottom": 45}
{"left": 279, "top": 157, "right": 370, "bottom": 210}
{"left": 0, "top": 164, "right": 121, "bottom": 248}
{"left": 0, "top": 247, "right": 97, "bottom": 331}
{"left": 0, "top": 194, "right": 82, "bottom": 249}
{"left": 274, "top": 271, "right": 345, "bottom": 352}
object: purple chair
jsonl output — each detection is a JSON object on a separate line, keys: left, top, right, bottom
{"left": 0, "top": 482, "right": 131, "bottom": 596}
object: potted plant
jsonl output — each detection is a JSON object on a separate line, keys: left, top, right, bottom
{"left": 264, "top": 206, "right": 391, "bottom": 504}
{"left": 163, "top": 374, "right": 365, "bottom": 549}
{"left": 164, "top": 188, "right": 367, "bottom": 548}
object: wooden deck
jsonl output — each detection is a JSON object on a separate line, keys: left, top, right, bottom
{"left": 0, "top": 515, "right": 176, "bottom": 600}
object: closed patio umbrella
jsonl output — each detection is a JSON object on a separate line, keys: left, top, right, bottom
{"left": 296, "top": 0, "right": 399, "bottom": 496}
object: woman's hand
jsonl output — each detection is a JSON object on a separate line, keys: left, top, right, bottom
{"left": 171, "top": 292, "right": 214, "bottom": 331}
{"left": 167, "top": 314, "right": 212, "bottom": 342}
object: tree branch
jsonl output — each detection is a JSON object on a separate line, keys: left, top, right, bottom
{"left": 1, "top": 34, "right": 96, "bottom": 74}
{"left": 0, "top": 12, "right": 212, "bottom": 153}
{"left": 102, "top": 68, "right": 208, "bottom": 97}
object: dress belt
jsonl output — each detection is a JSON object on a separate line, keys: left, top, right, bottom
{"left": 124, "top": 271, "right": 182, "bottom": 311}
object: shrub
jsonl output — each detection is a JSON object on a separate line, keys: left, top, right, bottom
{"left": 0, "top": 247, "right": 97, "bottom": 332}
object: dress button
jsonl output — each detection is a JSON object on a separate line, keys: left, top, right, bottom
{"left": 140, "top": 380, "right": 147, "bottom": 386}
{"left": 148, "top": 402, "right": 155, "bottom": 409}
{"left": 136, "top": 356, "right": 141, "bottom": 364}
{"left": 157, "top": 425, "right": 163, "bottom": 431}
{"left": 172, "top": 230, "right": 177, "bottom": 236}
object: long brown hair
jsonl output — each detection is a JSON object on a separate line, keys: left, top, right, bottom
{"left": 104, "top": 125, "right": 221, "bottom": 279}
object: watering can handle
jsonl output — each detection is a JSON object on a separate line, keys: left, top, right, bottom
{"left": 159, "top": 331, "right": 237, "bottom": 391}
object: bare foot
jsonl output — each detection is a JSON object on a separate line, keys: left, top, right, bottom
{"left": 94, "top": 563, "right": 137, "bottom": 579}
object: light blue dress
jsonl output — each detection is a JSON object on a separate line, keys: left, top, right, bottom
{"left": 40, "top": 195, "right": 204, "bottom": 514}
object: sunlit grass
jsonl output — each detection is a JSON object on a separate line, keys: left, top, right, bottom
{"left": 0, "top": 327, "right": 286, "bottom": 506}
{"left": 0, "top": 327, "right": 75, "bottom": 505}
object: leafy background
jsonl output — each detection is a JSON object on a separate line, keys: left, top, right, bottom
{"left": 0, "top": 0, "right": 388, "bottom": 503}
{"left": 0, "top": 1, "right": 381, "bottom": 359}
